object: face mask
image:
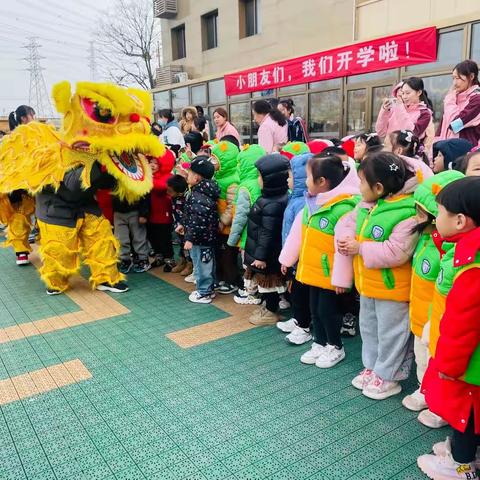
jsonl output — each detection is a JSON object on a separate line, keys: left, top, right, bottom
{"left": 158, "top": 120, "right": 167, "bottom": 127}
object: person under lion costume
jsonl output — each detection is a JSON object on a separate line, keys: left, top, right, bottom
{"left": 0, "top": 81, "right": 164, "bottom": 294}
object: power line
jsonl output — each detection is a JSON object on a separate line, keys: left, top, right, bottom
{"left": 23, "top": 37, "right": 54, "bottom": 119}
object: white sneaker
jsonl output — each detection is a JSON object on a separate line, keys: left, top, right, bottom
{"left": 362, "top": 375, "right": 402, "bottom": 400}
{"left": 417, "top": 451, "right": 478, "bottom": 480}
{"left": 276, "top": 318, "right": 298, "bottom": 333}
{"left": 418, "top": 409, "right": 448, "bottom": 429}
{"left": 279, "top": 296, "right": 291, "bottom": 310}
{"left": 184, "top": 273, "right": 196, "bottom": 283}
{"left": 188, "top": 291, "right": 213, "bottom": 304}
{"left": 286, "top": 326, "right": 312, "bottom": 345}
{"left": 233, "top": 293, "right": 262, "bottom": 305}
{"left": 315, "top": 345, "right": 345, "bottom": 368}
{"left": 351, "top": 368, "right": 375, "bottom": 390}
{"left": 300, "top": 343, "right": 326, "bottom": 365}
{"left": 433, "top": 437, "right": 480, "bottom": 470}
{"left": 402, "top": 388, "right": 428, "bottom": 411}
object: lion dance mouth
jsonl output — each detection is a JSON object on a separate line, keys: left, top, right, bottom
{"left": 110, "top": 151, "right": 146, "bottom": 181}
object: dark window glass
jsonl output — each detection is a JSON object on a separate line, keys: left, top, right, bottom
{"left": 171, "top": 24, "right": 186, "bottom": 60}
{"left": 309, "top": 91, "right": 340, "bottom": 137}
{"left": 202, "top": 11, "right": 218, "bottom": 50}
{"left": 240, "top": 0, "right": 260, "bottom": 38}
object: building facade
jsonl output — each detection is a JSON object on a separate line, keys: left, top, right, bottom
{"left": 152, "top": 0, "right": 480, "bottom": 143}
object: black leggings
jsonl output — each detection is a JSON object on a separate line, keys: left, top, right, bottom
{"left": 215, "top": 234, "right": 240, "bottom": 286}
{"left": 263, "top": 292, "right": 279, "bottom": 313}
{"left": 309, "top": 286, "right": 342, "bottom": 348}
{"left": 291, "top": 279, "right": 311, "bottom": 329}
{"left": 452, "top": 412, "right": 480, "bottom": 464}
{"left": 147, "top": 223, "right": 174, "bottom": 258}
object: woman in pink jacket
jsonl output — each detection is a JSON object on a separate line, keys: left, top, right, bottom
{"left": 376, "top": 78, "right": 434, "bottom": 150}
{"left": 214, "top": 107, "right": 241, "bottom": 143}
{"left": 253, "top": 100, "right": 288, "bottom": 153}
{"left": 437, "top": 60, "right": 480, "bottom": 147}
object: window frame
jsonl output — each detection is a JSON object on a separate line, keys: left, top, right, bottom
{"left": 171, "top": 24, "right": 186, "bottom": 60}
{"left": 201, "top": 10, "right": 219, "bottom": 51}
{"left": 239, "top": 0, "right": 260, "bottom": 39}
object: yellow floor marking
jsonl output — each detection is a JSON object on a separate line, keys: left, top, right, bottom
{"left": 0, "top": 252, "right": 130, "bottom": 345}
{"left": 0, "top": 359, "right": 91, "bottom": 406}
{"left": 149, "top": 267, "right": 260, "bottom": 348}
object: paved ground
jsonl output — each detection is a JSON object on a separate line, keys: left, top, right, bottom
{"left": 0, "top": 245, "right": 446, "bottom": 480}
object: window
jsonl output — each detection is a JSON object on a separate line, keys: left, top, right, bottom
{"left": 421, "top": 74, "right": 452, "bottom": 128}
{"left": 347, "top": 89, "right": 367, "bottom": 135}
{"left": 229, "top": 102, "right": 251, "bottom": 143}
{"left": 171, "top": 24, "right": 186, "bottom": 60}
{"left": 309, "top": 78, "right": 342, "bottom": 90}
{"left": 471, "top": 23, "right": 480, "bottom": 59}
{"left": 347, "top": 69, "right": 396, "bottom": 84}
{"left": 153, "top": 91, "right": 170, "bottom": 110}
{"left": 252, "top": 88, "right": 274, "bottom": 98}
{"left": 202, "top": 10, "right": 218, "bottom": 51}
{"left": 191, "top": 84, "right": 207, "bottom": 105}
{"left": 371, "top": 85, "right": 392, "bottom": 128}
{"left": 278, "top": 84, "right": 306, "bottom": 95}
{"left": 309, "top": 91, "right": 341, "bottom": 137}
{"left": 406, "top": 29, "right": 463, "bottom": 74}
{"left": 171, "top": 87, "right": 188, "bottom": 112}
{"left": 279, "top": 94, "right": 306, "bottom": 121}
{"left": 208, "top": 79, "right": 226, "bottom": 104}
{"left": 239, "top": 0, "right": 260, "bottom": 38}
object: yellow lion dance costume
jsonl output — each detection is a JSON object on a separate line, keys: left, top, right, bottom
{"left": 0, "top": 81, "right": 164, "bottom": 294}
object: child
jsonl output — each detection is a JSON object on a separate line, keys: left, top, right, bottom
{"left": 457, "top": 149, "right": 480, "bottom": 176}
{"left": 211, "top": 140, "right": 241, "bottom": 294}
{"left": 276, "top": 152, "right": 313, "bottom": 345}
{"left": 280, "top": 155, "right": 359, "bottom": 366}
{"left": 402, "top": 170, "right": 464, "bottom": 414}
{"left": 179, "top": 106, "right": 198, "bottom": 135}
{"left": 337, "top": 152, "right": 430, "bottom": 400}
{"left": 353, "top": 132, "right": 383, "bottom": 163}
{"left": 166, "top": 174, "right": 192, "bottom": 276}
{"left": 147, "top": 149, "right": 176, "bottom": 272}
{"left": 243, "top": 154, "right": 290, "bottom": 325}
{"left": 417, "top": 177, "right": 480, "bottom": 480}
{"left": 432, "top": 138, "right": 473, "bottom": 173}
{"left": 181, "top": 156, "right": 220, "bottom": 304}
{"left": 384, "top": 129, "right": 429, "bottom": 165}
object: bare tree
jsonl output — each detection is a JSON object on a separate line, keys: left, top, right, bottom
{"left": 96, "top": 0, "right": 159, "bottom": 89}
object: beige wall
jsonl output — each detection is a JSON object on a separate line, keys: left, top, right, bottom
{"left": 161, "top": 0, "right": 355, "bottom": 81}
{"left": 355, "top": 0, "right": 480, "bottom": 40}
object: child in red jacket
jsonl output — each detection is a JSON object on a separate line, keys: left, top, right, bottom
{"left": 148, "top": 149, "right": 176, "bottom": 272}
{"left": 417, "top": 177, "right": 480, "bottom": 480}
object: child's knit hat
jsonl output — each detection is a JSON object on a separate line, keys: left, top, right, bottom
{"left": 414, "top": 170, "right": 464, "bottom": 217}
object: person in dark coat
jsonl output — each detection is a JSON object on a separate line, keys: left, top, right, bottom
{"left": 180, "top": 156, "right": 220, "bottom": 304}
{"left": 243, "top": 153, "right": 290, "bottom": 325}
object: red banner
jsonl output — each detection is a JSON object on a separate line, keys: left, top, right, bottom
{"left": 225, "top": 27, "right": 437, "bottom": 96}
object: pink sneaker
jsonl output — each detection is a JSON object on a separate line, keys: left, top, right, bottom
{"left": 362, "top": 375, "right": 402, "bottom": 400}
{"left": 16, "top": 253, "right": 30, "bottom": 266}
{"left": 351, "top": 368, "right": 374, "bottom": 390}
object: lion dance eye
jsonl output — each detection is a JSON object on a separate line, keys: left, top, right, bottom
{"left": 80, "top": 97, "right": 116, "bottom": 124}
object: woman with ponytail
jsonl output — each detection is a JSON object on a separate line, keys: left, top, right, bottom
{"left": 252, "top": 100, "right": 288, "bottom": 153}
{"left": 8, "top": 105, "right": 35, "bottom": 131}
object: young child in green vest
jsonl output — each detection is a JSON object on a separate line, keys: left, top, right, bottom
{"left": 227, "top": 144, "right": 266, "bottom": 305}
{"left": 211, "top": 140, "right": 240, "bottom": 294}
{"left": 417, "top": 176, "right": 480, "bottom": 480}
{"left": 337, "top": 152, "right": 432, "bottom": 400}
{"left": 279, "top": 154, "right": 360, "bottom": 367}
{"left": 402, "top": 170, "right": 464, "bottom": 417}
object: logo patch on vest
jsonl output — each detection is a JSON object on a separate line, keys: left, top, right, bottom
{"left": 319, "top": 217, "right": 329, "bottom": 230}
{"left": 371, "top": 225, "right": 384, "bottom": 239}
{"left": 421, "top": 259, "right": 431, "bottom": 275}
{"left": 437, "top": 268, "right": 444, "bottom": 285}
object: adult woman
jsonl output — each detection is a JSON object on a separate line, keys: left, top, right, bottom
{"left": 376, "top": 78, "right": 433, "bottom": 147}
{"left": 278, "top": 99, "right": 309, "bottom": 142}
{"left": 213, "top": 107, "right": 240, "bottom": 143}
{"left": 179, "top": 106, "right": 198, "bottom": 135}
{"left": 252, "top": 100, "right": 288, "bottom": 153}
{"left": 8, "top": 105, "right": 36, "bottom": 130}
{"left": 437, "top": 60, "right": 480, "bottom": 146}
{"left": 158, "top": 108, "right": 185, "bottom": 154}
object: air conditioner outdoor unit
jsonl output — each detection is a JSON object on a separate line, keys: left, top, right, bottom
{"left": 174, "top": 72, "right": 189, "bottom": 83}
{"left": 153, "top": 0, "right": 177, "bottom": 19}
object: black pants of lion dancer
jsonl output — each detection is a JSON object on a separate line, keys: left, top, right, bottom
{"left": 215, "top": 234, "right": 240, "bottom": 286}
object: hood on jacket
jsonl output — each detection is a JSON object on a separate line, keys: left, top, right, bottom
{"left": 315, "top": 158, "right": 360, "bottom": 207}
{"left": 193, "top": 178, "right": 220, "bottom": 201}
{"left": 400, "top": 154, "right": 434, "bottom": 194}
{"left": 290, "top": 153, "right": 312, "bottom": 199}
{"left": 255, "top": 154, "right": 290, "bottom": 197}
{"left": 414, "top": 170, "right": 464, "bottom": 217}
{"left": 307, "top": 139, "right": 333, "bottom": 155}
{"left": 181, "top": 106, "right": 198, "bottom": 120}
{"left": 391, "top": 81, "right": 404, "bottom": 98}
{"left": 237, "top": 144, "right": 265, "bottom": 183}
{"left": 280, "top": 141, "right": 310, "bottom": 160}
{"left": 153, "top": 149, "right": 175, "bottom": 179}
{"left": 212, "top": 141, "right": 240, "bottom": 179}
{"left": 165, "top": 119, "right": 181, "bottom": 130}
{"left": 433, "top": 139, "right": 474, "bottom": 170}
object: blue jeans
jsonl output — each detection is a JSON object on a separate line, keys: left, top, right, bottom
{"left": 190, "top": 245, "right": 215, "bottom": 296}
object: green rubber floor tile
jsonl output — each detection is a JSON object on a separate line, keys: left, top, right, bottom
{"left": 113, "top": 466, "right": 146, "bottom": 480}
{"left": 2, "top": 467, "right": 28, "bottom": 480}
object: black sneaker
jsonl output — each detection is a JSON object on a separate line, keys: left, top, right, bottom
{"left": 163, "top": 259, "right": 176, "bottom": 273}
{"left": 46, "top": 288, "right": 62, "bottom": 296}
{"left": 119, "top": 260, "right": 133, "bottom": 274}
{"left": 150, "top": 255, "right": 165, "bottom": 268}
{"left": 96, "top": 282, "right": 129, "bottom": 293}
{"left": 217, "top": 283, "right": 238, "bottom": 295}
{"left": 340, "top": 313, "right": 357, "bottom": 337}
{"left": 133, "top": 260, "right": 151, "bottom": 273}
